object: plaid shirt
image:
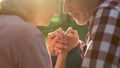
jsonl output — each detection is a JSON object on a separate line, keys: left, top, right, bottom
{"left": 81, "top": 0, "right": 120, "bottom": 68}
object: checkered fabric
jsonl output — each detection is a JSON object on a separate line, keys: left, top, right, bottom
{"left": 81, "top": 0, "right": 120, "bottom": 68}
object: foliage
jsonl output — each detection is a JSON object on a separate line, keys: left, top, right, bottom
{"left": 37, "top": 14, "right": 88, "bottom": 42}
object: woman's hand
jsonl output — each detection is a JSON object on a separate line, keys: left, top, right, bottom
{"left": 48, "top": 28, "right": 67, "bottom": 56}
{"left": 48, "top": 32, "right": 58, "bottom": 56}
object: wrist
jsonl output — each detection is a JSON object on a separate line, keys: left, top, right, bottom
{"left": 55, "top": 52, "right": 67, "bottom": 68}
{"left": 49, "top": 49, "right": 54, "bottom": 56}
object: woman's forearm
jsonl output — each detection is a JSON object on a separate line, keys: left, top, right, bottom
{"left": 55, "top": 52, "right": 68, "bottom": 68}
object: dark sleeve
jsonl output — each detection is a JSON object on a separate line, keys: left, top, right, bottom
{"left": 51, "top": 46, "right": 83, "bottom": 68}
{"left": 51, "top": 55, "right": 57, "bottom": 68}
{"left": 66, "top": 46, "right": 83, "bottom": 68}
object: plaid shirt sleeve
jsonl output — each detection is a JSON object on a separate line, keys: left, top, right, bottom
{"left": 81, "top": 1, "right": 120, "bottom": 68}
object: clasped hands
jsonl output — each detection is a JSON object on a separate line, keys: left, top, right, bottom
{"left": 48, "top": 27, "right": 79, "bottom": 56}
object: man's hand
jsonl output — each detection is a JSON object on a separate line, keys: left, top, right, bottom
{"left": 64, "top": 27, "right": 79, "bottom": 52}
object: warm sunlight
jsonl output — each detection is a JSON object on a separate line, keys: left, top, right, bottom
{"left": 0, "top": 0, "right": 3, "bottom": 2}
{"left": 0, "top": 0, "right": 3, "bottom": 10}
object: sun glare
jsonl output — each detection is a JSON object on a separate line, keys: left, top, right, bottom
{"left": 0, "top": 0, "right": 3, "bottom": 10}
{"left": 0, "top": 0, "right": 3, "bottom": 2}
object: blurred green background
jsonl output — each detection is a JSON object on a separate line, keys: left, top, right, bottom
{"left": 37, "top": 15, "right": 88, "bottom": 42}
{"left": 37, "top": 0, "right": 88, "bottom": 43}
